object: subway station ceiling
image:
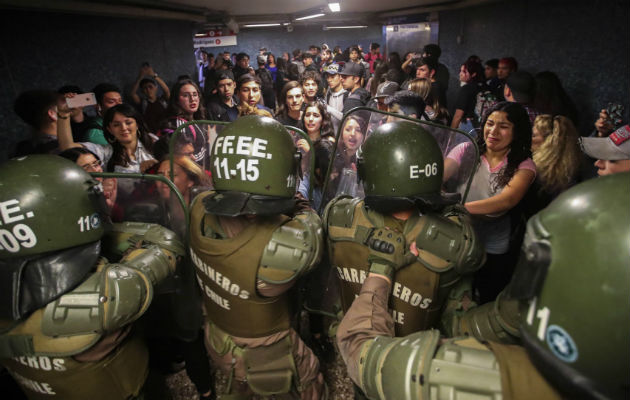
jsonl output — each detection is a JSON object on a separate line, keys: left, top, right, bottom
{"left": 0, "top": 0, "right": 498, "bottom": 27}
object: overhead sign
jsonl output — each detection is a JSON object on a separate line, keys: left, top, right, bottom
{"left": 194, "top": 29, "right": 237, "bottom": 48}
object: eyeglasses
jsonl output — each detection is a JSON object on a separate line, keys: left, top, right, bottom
{"left": 180, "top": 92, "right": 199, "bottom": 99}
{"left": 80, "top": 160, "right": 102, "bottom": 171}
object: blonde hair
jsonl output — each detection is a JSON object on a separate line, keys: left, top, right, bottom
{"left": 408, "top": 78, "right": 431, "bottom": 99}
{"left": 533, "top": 115, "right": 580, "bottom": 193}
{"left": 172, "top": 155, "right": 212, "bottom": 187}
{"left": 408, "top": 78, "right": 449, "bottom": 123}
{"left": 533, "top": 114, "right": 553, "bottom": 141}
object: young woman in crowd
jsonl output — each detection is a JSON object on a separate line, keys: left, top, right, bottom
{"left": 295, "top": 102, "right": 336, "bottom": 196}
{"left": 99, "top": 104, "right": 157, "bottom": 172}
{"left": 444, "top": 101, "right": 535, "bottom": 303}
{"left": 301, "top": 101, "right": 335, "bottom": 144}
{"left": 58, "top": 103, "right": 158, "bottom": 195}
{"left": 522, "top": 114, "right": 581, "bottom": 217}
{"left": 58, "top": 147, "right": 119, "bottom": 216}
{"left": 266, "top": 53, "right": 278, "bottom": 84}
{"left": 409, "top": 78, "right": 450, "bottom": 125}
{"left": 159, "top": 79, "right": 210, "bottom": 169}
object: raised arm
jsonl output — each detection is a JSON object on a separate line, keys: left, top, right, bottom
{"left": 465, "top": 168, "right": 535, "bottom": 216}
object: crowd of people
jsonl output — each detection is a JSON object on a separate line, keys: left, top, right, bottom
{"left": 3, "top": 40, "right": 629, "bottom": 400}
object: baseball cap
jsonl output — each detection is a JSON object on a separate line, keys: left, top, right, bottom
{"left": 374, "top": 81, "right": 400, "bottom": 99}
{"left": 339, "top": 62, "right": 363, "bottom": 77}
{"left": 323, "top": 63, "right": 340, "bottom": 75}
{"left": 580, "top": 125, "right": 630, "bottom": 160}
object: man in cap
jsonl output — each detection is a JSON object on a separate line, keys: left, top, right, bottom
{"left": 370, "top": 81, "right": 400, "bottom": 111}
{"left": 340, "top": 62, "right": 370, "bottom": 114}
{"left": 323, "top": 63, "right": 347, "bottom": 131}
{"left": 580, "top": 124, "right": 630, "bottom": 176}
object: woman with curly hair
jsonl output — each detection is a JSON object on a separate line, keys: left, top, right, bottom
{"left": 445, "top": 101, "right": 536, "bottom": 303}
{"left": 523, "top": 114, "right": 581, "bottom": 217}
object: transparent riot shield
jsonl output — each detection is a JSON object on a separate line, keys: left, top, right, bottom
{"left": 320, "top": 107, "right": 479, "bottom": 213}
{"left": 169, "top": 120, "right": 228, "bottom": 173}
{"left": 91, "top": 172, "right": 203, "bottom": 337}
{"left": 90, "top": 172, "right": 189, "bottom": 240}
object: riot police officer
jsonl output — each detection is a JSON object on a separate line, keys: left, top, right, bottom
{"left": 188, "top": 115, "right": 326, "bottom": 399}
{"left": 324, "top": 120, "right": 485, "bottom": 337}
{"left": 0, "top": 155, "right": 184, "bottom": 400}
{"left": 337, "top": 173, "right": 630, "bottom": 400}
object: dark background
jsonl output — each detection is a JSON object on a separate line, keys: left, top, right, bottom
{"left": 0, "top": 0, "right": 628, "bottom": 161}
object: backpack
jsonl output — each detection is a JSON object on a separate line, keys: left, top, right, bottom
{"left": 256, "top": 69, "right": 274, "bottom": 91}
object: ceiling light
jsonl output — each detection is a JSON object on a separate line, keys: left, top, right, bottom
{"left": 243, "top": 23, "right": 281, "bottom": 27}
{"left": 325, "top": 25, "right": 367, "bottom": 29}
{"left": 295, "top": 13, "right": 325, "bottom": 21}
{"left": 328, "top": 3, "right": 341, "bottom": 12}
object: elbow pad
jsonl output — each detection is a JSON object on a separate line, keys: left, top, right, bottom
{"left": 458, "top": 290, "right": 521, "bottom": 344}
{"left": 359, "top": 329, "right": 502, "bottom": 400}
{"left": 414, "top": 212, "right": 485, "bottom": 275}
{"left": 42, "top": 264, "right": 153, "bottom": 336}
{"left": 258, "top": 211, "right": 324, "bottom": 284}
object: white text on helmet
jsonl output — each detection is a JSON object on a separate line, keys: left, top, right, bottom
{"left": 214, "top": 135, "right": 273, "bottom": 160}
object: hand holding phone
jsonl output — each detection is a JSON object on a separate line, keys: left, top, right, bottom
{"left": 66, "top": 93, "right": 97, "bottom": 108}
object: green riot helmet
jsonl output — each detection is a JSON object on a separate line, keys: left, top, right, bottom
{"left": 0, "top": 155, "right": 105, "bottom": 259}
{"left": 356, "top": 120, "right": 459, "bottom": 213}
{"left": 508, "top": 172, "right": 630, "bottom": 400}
{"left": 205, "top": 115, "right": 300, "bottom": 216}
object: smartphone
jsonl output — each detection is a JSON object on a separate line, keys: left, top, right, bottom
{"left": 66, "top": 93, "right": 97, "bottom": 108}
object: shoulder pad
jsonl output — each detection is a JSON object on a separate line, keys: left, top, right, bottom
{"left": 258, "top": 212, "right": 324, "bottom": 284}
{"left": 410, "top": 213, "right": 485, "bottom": 274}
{"left": 324, "top": 196, "right": 375, "bottom": 244}
{"left": 42, "top": 263, "right": 153, "bottom": 337}
{"left": 323, "top": 195, "right": 361, "bottom": 230}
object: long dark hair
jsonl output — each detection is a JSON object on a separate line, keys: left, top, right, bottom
{"left": 477, "top": 101, "right": 532, "bottom": 188}
{"left": 302, "top": 101, "right": 334, "bottom": 140}
{"left": 103, "top": 103, "right": 154, "bottom": 171}
{"left": 277, "top": 81, "right": 303, "bottom": 120}
{"left": 276, "top": 57, "right": 288, "bottom": 74}
{"left": 533, "top": 71, "right": 579, "bottom": 124}
{"left": 166, "top": 79, "right": 207, "bottom": 120}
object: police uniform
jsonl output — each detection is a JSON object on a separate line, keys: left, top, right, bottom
{"left": 0, "top": 156, "right": 184, "bottom": 400}
{"left": 336, "top": 275, "right": 561, "bottom": 400}
{"left": 190, "top": 192, "right": 325, "bottom": 399}
{"left": 325, "top": 197, "right": 484, "bottom": 336}
{"left": 188, "top": 115, "right": 327, "bottom": 399}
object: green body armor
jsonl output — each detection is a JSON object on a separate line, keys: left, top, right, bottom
{"left": 190, "top": 192, "right": 293, "bottom": 338}
{"left": 0, "top": 223, "right": 182, "bottom": 400}
{"left": 2, "top": 331, "right": 147, "bottom": 400}
{"left": 326, "top": 198, "right": 474, "bottom": 336}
